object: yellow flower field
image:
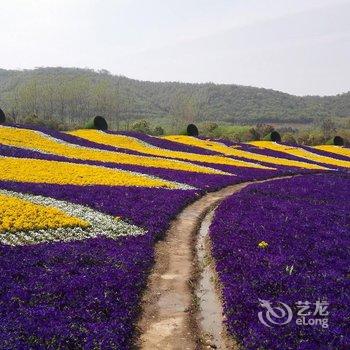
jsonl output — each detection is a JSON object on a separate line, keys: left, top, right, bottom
{"left": 69, "top": 130, "right": 273, "bottom": 170}
{"left": 0, "top": 156, "right": 184, "bottom": 188}
{"left": 0, "top": 193, "right": 89, "bottom": 233}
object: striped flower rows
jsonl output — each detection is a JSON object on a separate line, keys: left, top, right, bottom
{"left": 0, "top": 126, "right": 226, "bottom": 175}
{"left": 0, "top": 124, "right": 348, "bottom": 349}
{"left": 70, "top": 129, "right": 272, "bottom": 170}
{"left": 164, "top": 134, "right": 350, "bottom": 169}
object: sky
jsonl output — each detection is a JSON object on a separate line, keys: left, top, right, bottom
{"left": 0, "top": 0, "right": 349, "bottom": 96}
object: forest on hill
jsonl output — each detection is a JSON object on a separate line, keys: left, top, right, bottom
{"left": 0, "top": 67, "right": 349, "bottom": 132}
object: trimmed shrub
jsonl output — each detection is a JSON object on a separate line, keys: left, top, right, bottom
{"left": 0, "top": 108, "right": 6, "bottom": 124}
{"left": 85, "top": 116, "right": 108, "bottom": 130}
{"left": 326, "top": 136, "right": 344, "bottom": 146}
{"left": 263, "top": 131, "right": 281, "bottom": 142}
{"left": 187, "top": 124, "right": 199, "bottom": 137}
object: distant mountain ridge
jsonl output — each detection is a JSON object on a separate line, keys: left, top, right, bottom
{"left": 0, "top": 67, "right": 349, "bottom": 125}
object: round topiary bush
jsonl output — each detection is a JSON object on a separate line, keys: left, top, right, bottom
{"left": 0, "top": 108, "right": 5, "bottom": 124}
{"left": 187, "top": 124, "right": 199, "bottom": 137}
{"left": 263, "top": 131, "right": 281, "bottom": 142}
{"left": 326, "top": 136, "right": 344, "bottom": 146}
{"left": 85, "top": 116, "right": 108, "bottom": 130}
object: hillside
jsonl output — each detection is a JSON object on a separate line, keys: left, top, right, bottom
{"left": 0, "top": 67, "right": 349, "bottom": 128}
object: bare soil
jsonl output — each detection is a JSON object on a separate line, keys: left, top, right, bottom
{"left": 137, "top": 176, "right": 295, "bottom": 350}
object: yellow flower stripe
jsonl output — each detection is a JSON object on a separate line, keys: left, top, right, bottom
{"left": 314, "top": 145, "right": 350, "bottom": 158}
{"left": 0, "top": 157, "right": 183, "bottom": 189}
{"left": 69, "top": 130, "right": 272, "bottom": 170}
{"left": 163, "top": 135, "right": 327, "bottom": 170}
{"left": 0, "top": 126, "right": 225, "bottom": 175}
{"left": 0, "top": 193, "right": 89, "bottom": 233}
{"left": 250, "top": 141, "right": 350, "bottom": 168}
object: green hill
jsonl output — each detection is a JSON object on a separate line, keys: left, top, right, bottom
{"left": 0, "top": 67, "right": 349, "bottom": 128}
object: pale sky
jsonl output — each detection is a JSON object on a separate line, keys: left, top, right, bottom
{"left": 0, "top": 0, "right": 349, "bottom": 96}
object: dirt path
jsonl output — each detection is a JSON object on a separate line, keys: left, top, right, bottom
{"left": 137, "top": 177, "right": 293, "bottom": 350}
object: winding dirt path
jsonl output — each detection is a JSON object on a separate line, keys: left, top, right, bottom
{"left": 137, "top": 176, "right": 294, "bottom": 349}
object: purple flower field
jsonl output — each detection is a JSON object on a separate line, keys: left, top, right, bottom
{"left": 209, "top": 173, "right": 350, "bottom": 349}
{"left": 0, "top": 124, "right": 349, "bottom": 349}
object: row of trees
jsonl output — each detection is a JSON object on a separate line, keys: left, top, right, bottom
{"left": 2, "top": 79, "right": 204, "bottom": 133}
{"left": 1, "top": 67, "right": 349, "bottom": 129}
{"left": 2, "top": 75, "right": 133, "bottom": 129}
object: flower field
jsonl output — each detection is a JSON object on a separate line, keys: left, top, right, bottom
{"left": 0, "top": 124, "right": 349, "bottom": 349}
{"left": 209, "top": 173, "right": 350, "bottom": 349}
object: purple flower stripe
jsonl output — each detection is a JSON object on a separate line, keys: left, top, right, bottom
{"left": 191, "top": 158, "right": 325, "bottom": 178}
{"left": 209, "top": 173, "right": 350, "bottom": 349}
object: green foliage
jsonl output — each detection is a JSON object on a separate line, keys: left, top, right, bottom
{"left": 131, "top": 120, "right": 151, "bottom": 134}
{"left": 22, "top": 114, "right": 68, "bottom": 130}
{"left": 0, "top": 67, "right": 349, "bottom": 131}
{"left": 247, "top": 127, "right": 260, "bottom": 141}
{"left": 255, "top": 124, "right": 275, "bottom": 139}
{"left": 23, "top": 114, "right": 46, "bottom": 126}
{"left": 295, "top": 131, "right": 325, "bottom": 146}
{"left": 201, "top": 122, "right": 218, "bottom": 133}
{"left": 320, "top": 118, "right": 337, "bottom": 139}
{"left": 200, "top": 124, "right": 251, "bottom": 142}
{"left": 282, "top": 133, "right": 297, "bottom": 145}
{"left": 153, "top": 126, "right": 164, "bottom": 136}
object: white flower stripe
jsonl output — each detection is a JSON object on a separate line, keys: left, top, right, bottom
{"left": 0, "top": 189, "right": 146, "bottom": 246}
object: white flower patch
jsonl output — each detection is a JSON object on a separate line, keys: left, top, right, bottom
{"left": 0, "top": 189, "right": 146, "bottom": 246}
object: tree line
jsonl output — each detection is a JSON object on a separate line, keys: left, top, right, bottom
{"left": 1, "top": 67, "right": 349, "bottom": 129}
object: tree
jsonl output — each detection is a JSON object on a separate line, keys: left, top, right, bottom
{"left": 321, "top": 118, "right": 336, "bottom": 140}
{"left": 169, "top": 92, "right": 201, "bottom": 132}
{"left": 23, "top": 114, "right": 45, "bottom": 126}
